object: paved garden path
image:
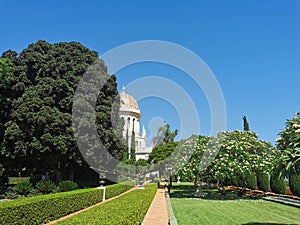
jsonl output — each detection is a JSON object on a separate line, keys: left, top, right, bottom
{"left": 142, "top": 182, "right": 169, "bottom": 225}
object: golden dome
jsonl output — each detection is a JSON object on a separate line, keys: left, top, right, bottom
{"left": 119, "top": 86, "right": 140, "bottom": 114}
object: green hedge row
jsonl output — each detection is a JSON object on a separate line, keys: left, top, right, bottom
{"left": 0, "top": 183, "right": 133, "bottom": 225}
{"left": 57, "top": 183, "right": 158, "bottom": 225}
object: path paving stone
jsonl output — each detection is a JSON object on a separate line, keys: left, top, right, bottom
{"left": 142, "top": 183, "right": 169, "bottom": 225}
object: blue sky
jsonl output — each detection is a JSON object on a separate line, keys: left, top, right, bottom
{"left": 1, "top": 0, "right": 299, "bottom": 144}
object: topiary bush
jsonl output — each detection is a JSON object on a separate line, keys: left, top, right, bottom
{"left": 270, "top": 174, "right": 286, "bottom": 195}
{"left": 289, "top": 173, "right": 300, "bottom": 196}
{"left": 238, "top": 178, "right": 244, "bottom": 187}
{"left": 15, "top": 180, "right": 33, "bottom": 196}
{"left": 257, "top": 173, "right": 270, "bottom": 192}
{"left": 58, "top": 180, "right": 78, "bottom": 192}
{"left": 36, "top": 180, "right": 56, "bottom": 194}
{"left": 246, "top": 173, "right": 257, "bottom": 190}
{"left": 231, "top": 177, "right": 239, "bottom": 187}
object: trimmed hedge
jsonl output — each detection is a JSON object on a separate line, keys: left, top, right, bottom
{"left": 58, "top": 184, "right": 158, "bottom": 225}
{"left": 257, "top": 173, "right": 270, "bottom": 192}
{"left": 289, "top": 173, "right": 300, "bottom": 196}
{"left": 245, "top": 173, "right": 257, "bottom": 190}
{"left": 0, "top": 183, "right": 133, "bottom": 225}
{"left": 270, "top": 174, "right": 286, "bottom": 195}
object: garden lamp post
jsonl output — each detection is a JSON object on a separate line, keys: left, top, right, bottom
{"left": 138, "top": 174, "right": 145, "bottom": 189}
{"left": 97, "top": 172, "right": 106, "bottom": 201}
{"left": 177, "top": 176, "right": 181, "bottom": 183}
{"left": 99, "top": 173, "right": 106, "bottom": 187}
{"left": 165, "top": 163, "right": 173, "bottom": 187}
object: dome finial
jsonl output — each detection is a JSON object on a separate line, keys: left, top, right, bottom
{"left": 122, "top": 85, "right": 125, "bottom": 93}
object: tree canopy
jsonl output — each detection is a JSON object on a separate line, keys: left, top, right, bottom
{"left": 152, "top": 123, "right": 178, "bottom": 146}
{"left": 276, "top": 113, "right": 300, "bottom": 175}
{"left": 0, "top": 40, "right": 126, "bottom": 182}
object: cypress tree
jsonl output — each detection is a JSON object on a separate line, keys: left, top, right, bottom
{"left": 123, "top": 129, "right": 129, "bottom": 160}
{"left": 243, "top": 115, "right": 250, "bottom": 131}
{"left": 130, "top": 130, "right": 136, "bottom": 163}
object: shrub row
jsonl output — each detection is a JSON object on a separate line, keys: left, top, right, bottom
{"left": 229, "top": 173, "right": 295, "bottom": 196}
{"left": 57, "top": 184, "right": 158, "bottom": 225}
{"left": 0, "top": 183, "right": 133, "bottom": 225}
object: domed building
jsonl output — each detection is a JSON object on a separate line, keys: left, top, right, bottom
{"left": 119, "top": 86, "right": 153, "bottom": 160}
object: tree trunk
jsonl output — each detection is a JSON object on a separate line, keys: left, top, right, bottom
{"left": 194, "top": 174, "right": 205, "bottom": 198}
{"left": 55, "top": 162, "right": 62, "bottom": 183}
{"left": 68, "top": 165, "right": 74, "bottom": 181}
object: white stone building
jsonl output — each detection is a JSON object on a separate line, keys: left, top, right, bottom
{"left": 119, "top": 87, "right": 153, "bottom": 160}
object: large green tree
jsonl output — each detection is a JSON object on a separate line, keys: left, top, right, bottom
{"left": 1, "top": 40, "right": 126, "bottom": 182}
{"left": 148, "top": 141, "right": 179, "bottom": 164}
{"left": 274, "top": 112, "right": 300, "bottom": 196}
{"left": 275, "top": 113, "right": 300, "bottom": 176}
{"left": 0, "top": 58, "right": 15, "bottom": 140}
{"left": 176, "top": 135, "right": 209, "bottom": 184}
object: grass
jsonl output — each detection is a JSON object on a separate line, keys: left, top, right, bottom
{"left": 8, "top": 177, "right": 30, "bottom": 185}
{"left": 57, "top": 184, "right": 157, "bottom": 225}
{"left": 170, "top": 182, "right": 300, "bottom": 225}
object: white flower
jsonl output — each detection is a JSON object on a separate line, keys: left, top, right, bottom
{"left": 293, "top": 124, "right": 300, "bottom": 128}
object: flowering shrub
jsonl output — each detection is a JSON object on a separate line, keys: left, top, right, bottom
{"left": 207, "top": 131, "right": 276, "bottom": 188}
{"left": 176, "top": 131, "right": 276, "bottom": 190}
{"left": 174, "top": 135, "right": 210, "bottom": 185}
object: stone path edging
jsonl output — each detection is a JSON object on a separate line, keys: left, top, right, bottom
{"left": 165, "top": 187, "right": 178, "bottom": 225}
{"left": 44, "top": 186, "right": 137, "bottom": 225}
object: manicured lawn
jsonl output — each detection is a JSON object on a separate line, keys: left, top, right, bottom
{"left": 57, "top": 184, "right": 157, "bottom": 225}
{"left": 8, "top": 177, "right": 30, "bottom": 184}
{"left": 170, "top": 182, "right": 300, "bottom": 225}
